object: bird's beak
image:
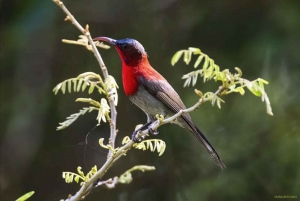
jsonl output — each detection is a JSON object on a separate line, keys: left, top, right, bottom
{"left": 93, "top": 37, "right": 117, "bottom": 46}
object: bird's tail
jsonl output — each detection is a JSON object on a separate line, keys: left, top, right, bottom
{"left": 191, "top": 126, "right": 226, "bottom": 169}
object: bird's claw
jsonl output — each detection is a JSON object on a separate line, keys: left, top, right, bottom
{"left": 131, "top": 131, "right": 143, "bottom": 142}
{"left": 132, "top": 128, "right": 158, "bottom": 142}
{"left": 148, "top": 127, "right": 159, "bottom": 135}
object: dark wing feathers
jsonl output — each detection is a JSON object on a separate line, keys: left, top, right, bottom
{"left": 138, "top": 76, "right": 225, "bottom": 169}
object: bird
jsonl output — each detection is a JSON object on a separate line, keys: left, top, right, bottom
{"left": 93, "top": 37, "right": 225, "bottom": 169}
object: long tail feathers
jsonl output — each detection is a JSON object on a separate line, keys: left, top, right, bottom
{"left": 192, "top": 126, "right": 226, "bottom": 169}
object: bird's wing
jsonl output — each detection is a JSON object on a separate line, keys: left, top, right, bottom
{"left": 137, "top": 76, "right": 189, "bottom": 118}
{"left": 138, "top": 75, "right": 226, "bottom": 169}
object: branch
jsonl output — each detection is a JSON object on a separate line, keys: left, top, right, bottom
{"left": 52, "top": 0, "right": 117, "bottom": 157}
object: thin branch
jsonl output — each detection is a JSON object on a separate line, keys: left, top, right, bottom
{"left": 52, "top": 0, "right": 117, "bottom": 157}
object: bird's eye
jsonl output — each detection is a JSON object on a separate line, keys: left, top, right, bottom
{"left": 122, "top": 44, "right": 127, "bottom": 49}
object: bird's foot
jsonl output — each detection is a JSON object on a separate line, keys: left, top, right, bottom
{"left": 148, "top": 126, "right": 159, "bottom": 135}
{"left": 93, "top": 178, "right": 100, "bottom": 187}
{"left": 131, "top": 130, "right": 143, "bottom": 142}
{"left": 131, "top": 122, "right": 153, "bottom": 142}
{"left": 131, "top": 128, "right": 158, "bottom": 142}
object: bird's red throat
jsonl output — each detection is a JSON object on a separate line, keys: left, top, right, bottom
{"left": 121, "top": 56, "right": 165, "bottom": 96}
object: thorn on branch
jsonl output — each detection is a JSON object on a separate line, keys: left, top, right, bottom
{"left": 64, "top": 16, "right": 71, "bottom": 21}
{"left": 85, "top": 24, "right": 89, "bottom": 32}
{"left": 53, "top": 0, "right": 61, "bottom": 4}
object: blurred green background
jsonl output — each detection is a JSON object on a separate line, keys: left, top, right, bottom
{"left": 1, "top": 0, "right": 299, "bottom": 200}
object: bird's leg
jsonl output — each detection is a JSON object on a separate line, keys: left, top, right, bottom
{"left": 148, "top": 125, "right": 159, "bottom": 136}
{"left": 131, "top": 122, "right": 152, "bottom": 142}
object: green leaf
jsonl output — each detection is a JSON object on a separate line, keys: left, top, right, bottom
{"left": 16, "top": 191, "right": 35, "bottom": 201}
{"left": 56, "top": 107, "right": 97, "bottom": 130}
{"left": 214, "top": 71, "right": 225, "bottom": 81}
{"left": 77, "top": 166, "right": 85, "bottom": 177}
{"left": 216, "top": 99, "right": 221, "bottom": 109}
{"left": 192, "top": 73, "right": 198, "bottom": 86}
{"left": 203, "top": 69, "right": 211, "bottom": 82}
{"left": 171, "top": 50, "right": 184, "bottom": 66}
{"left": 74, "top": 175, "right": 80, "bottom": 183}
{"left": 61, "top": 82, "right": 66, "bottom": 94}
{"left": 53, "top": 86, "right": 59, "bottom": 95}
{"left": 246, "top": 81, "right": 261, "bottom": 96}
{"left": 214, "top": 64, "right": 220, "bottom": 72}
{"left": 183, "top": 77, "right": 191, "bottom": 87}
{"left": 118, "top": 172, "right": 133, "bottom": 184}
{"left": 194, "top": 54, "right": 204, "bottom": 68}
{"left": 67, "top": 80, "right": 72, "bottom": 93}
{"left": 188, "top": 47, "right": 201, "bottom": 54}
{"left": 234, "top": 67, "right": 242, "bottom": 77}
{"left": 82, "top": 82, "right": 88, "bottom": 92}
{"left": 77, "top": 79, "right": 83, "bottom": 92}
{"left": 73, "top": 79, "right": 77, "bottom": 92}
{"left": 209, "top": 59, "right": 215, "bottom": 72}
{"left": 69, "top": 174, "right": 74, "bottom": 183}
{"left": 53, "top": 83, "right": 62, "bottom": 95}
{"left": 229, "top": 84, "right": 236, "bottom": 90}
{"left": 183, "top": 50, "right": 190, "bottom": 65}
{"left": 257, "top": 78, "right": 269, "bottom": 84}
{"left": 56, "top": 83, "right": 62, "bottom": 91}
{"left": 263, "top": 93, "right": 274, "bottom": 116}
{"left": 203, "top": 55, "right": 209, "bottom": 70}
{"left": 148, "top": 140, "right": 154, "bottom": 151}
{"left": 234, "top": 87, "right": 245, "bottom": 95}
{"left": 88, "top": 84, "right": 95, "bottom": 94}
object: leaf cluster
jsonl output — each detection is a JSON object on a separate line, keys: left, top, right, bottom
{"left": 62, "top": 166, "right": 98, "bottom": 185}
{"left": 53, "top": 72, "right": 118, "bottom": 130}
{"left": 171, "top": 48, "right": 273, "bottom": 115}
{"left": 122, "top": 136, "right": 166, "bottom": 156}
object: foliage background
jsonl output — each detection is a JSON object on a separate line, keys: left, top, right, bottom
{"left": 1, "top": 0, "right": 299, "bottom": 200}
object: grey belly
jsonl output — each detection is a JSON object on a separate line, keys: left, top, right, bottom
{"left": 129, "top": 86, "right": 174, "bottom": 122}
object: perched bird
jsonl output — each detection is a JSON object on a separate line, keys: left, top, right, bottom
{"left": 93, "top": 37, "right": 225, "bottom": 169}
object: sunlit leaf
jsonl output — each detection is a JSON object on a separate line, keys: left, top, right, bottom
{"left": 192, "top": 73, "right": 198, "bottom": 86}
{"left": 67, "top": 80, "right": 72, "bottom": 93}
{"left": 203, "top": 55, "right": 209, "bottom": 70}
{"left": 73, "top": 79, "right": 77, "bottom": 92}
{"left": 16, "top": 191, "right": 35, "bottom": 201}
{"left": 171, "top": 50, "right": 184, "bottom": 66}
{"left": 234, "top": 67, "right": 242, "bottom": 77}
{"left": 74, "top": 175, "right": 80, "bottom": 183}
{"left": 88, "top": 84, "right": 95, "bottom": 94}
{"left": 188, "top": 47, "right": 201, "bottom": 54}
{"left": 183, "top": 50, "right": 190, "bottom": 65}
{"left": 77, "top": 79, "right": 83, "bottom": 92}
{"left": 194, "top": 54, "right": 204, "bottom": 68}
{"left": 246, "top": 81, "right": 261, "bottom": 96}
{"left": 82, "top": 82, "right": 88, "bottom": 92}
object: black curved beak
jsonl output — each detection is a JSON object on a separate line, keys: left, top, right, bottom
{"left": 93, "top": 37, "right": 117, "bottom": 46}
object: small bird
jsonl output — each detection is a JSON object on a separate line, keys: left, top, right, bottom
{"left": 93, "top": 37, "right": 225, "bottom": 169}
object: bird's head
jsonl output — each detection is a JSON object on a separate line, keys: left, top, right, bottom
{"left": 93, "top": 37, "right": 147, "bottom": 67}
